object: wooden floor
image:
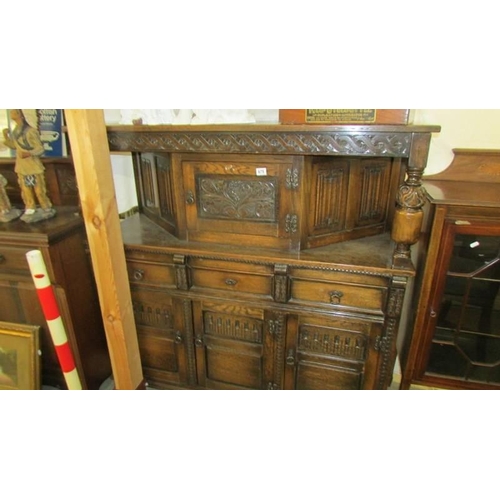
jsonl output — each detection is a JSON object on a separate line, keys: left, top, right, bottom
{"left": 388, "top": 372, "right": 443, "bottom": 390}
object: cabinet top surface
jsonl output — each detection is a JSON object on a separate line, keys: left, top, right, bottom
{"left": 0, "top": 207, "right": 83, "bottom": 244}
{"left": 121, "top": 214, "right": 414, "bottom": 277}
{"left": 423, "top": 149, "right": 500, "bottom": 208}
{"left": 424, "top": 180, "right": 500, "bottom": 208}
{"left": 0, "top": 157, "right": 72, "bottom": 165}
{"left": 107, "top": 124, "right": 441, "bottom": 133}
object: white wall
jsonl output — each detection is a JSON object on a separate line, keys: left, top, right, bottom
{"left": 413, "top": 109, "right": 500, "bottom": 174}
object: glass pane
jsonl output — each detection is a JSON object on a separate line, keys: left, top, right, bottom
{"left": 449, "top": 234, "right": 500, "bottom": 272}
{"left": 427, "top": 231, "right": 500, "bottom": 385}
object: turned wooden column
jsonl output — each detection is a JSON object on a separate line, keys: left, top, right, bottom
{"left": 392, "top": 132, "right": 433, "bottom": 263}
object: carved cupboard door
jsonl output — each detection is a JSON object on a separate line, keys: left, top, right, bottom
{"left": 192, "top": 299, "right": 285, "bottom": 390}
{"left": 283, "top": 313, "right": 383, "bottom": 390}
{"left": 131, "top": 287, "right": 195, "bottom": 388}
{"left": 177, "top": 153, "right": 304, "bottom": 250}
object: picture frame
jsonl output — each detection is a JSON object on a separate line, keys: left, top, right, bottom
{"left": 0, "top": 322, "right": 41, "bottom": 390}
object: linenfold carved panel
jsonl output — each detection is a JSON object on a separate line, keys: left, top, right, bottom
{"left": 204, "top": 312, "right": 263, "bottom": 343}
{"left": 358, "top": 165, "right": 387, "bottom": 222}
{"left": 133, "top": 301, "right": 174, "bottom": 330}
{"left": 313, "top": 168, "right": 346, "bottom": 231}
{"left": 140, "top": 156, "right": 155, "bottom": 208}
{"left": 299, "top": 326, "right": 367, "bottom": 361}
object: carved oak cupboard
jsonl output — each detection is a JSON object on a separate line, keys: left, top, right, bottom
{"left": 107, "top": 124, "right": 440, "bottom": 390}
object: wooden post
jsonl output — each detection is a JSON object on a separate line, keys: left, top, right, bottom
{"left": 65, "top": 109, "right": 144, "bottom": 390}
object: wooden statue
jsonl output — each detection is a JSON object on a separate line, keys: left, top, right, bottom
{"left": 2, "top": 109, "right": 56, "bottom": 223}
{"left": 0, "top": 174, "right": 22, "bottom": 222}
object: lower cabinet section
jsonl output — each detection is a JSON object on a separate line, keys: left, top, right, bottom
{"left": 123, "top": 216, "right": 408, "bottom": 390}
{"left": 193, "top": 301, "right": 278, "bottom": 390}
{"left": 132, "top": 288, "right": 387, "bottom": 390}
{"left": 131, "top": 288, "right": 193, "bottom": 388}
{"left": 284, "top": 314, "right": 383, "bottom": 390}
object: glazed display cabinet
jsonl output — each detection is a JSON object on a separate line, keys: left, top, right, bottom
{"left": 401, "top": 149, "right": 500, "bottom": 390}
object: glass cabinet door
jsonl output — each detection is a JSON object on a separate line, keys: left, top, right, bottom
{"left": 426, "top": 222, "right": 500, "bottom": 385}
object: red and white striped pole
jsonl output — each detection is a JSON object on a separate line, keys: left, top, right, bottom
{"left": 26, "top": 249, "right": 82, "bottom": 390}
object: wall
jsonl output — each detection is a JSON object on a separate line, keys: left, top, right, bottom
{"left": 413, "top": 109, "right": 500, "bottom": 174}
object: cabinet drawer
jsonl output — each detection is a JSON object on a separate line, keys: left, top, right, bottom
{"left": 190, "top": 258, "right": 273, "bottom": 297}
{"left": 0, "top": 245, "right": 31, "bottom": 276}
{"left": 290, "top": 278, "right": 386, "bottom": 313}
{"left": 191, "top": 268, "right": 272, "bottom": 297}
{"left": 126, "top": 260, "right": 176, "bottom": 287}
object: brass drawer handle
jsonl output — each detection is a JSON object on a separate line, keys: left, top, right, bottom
{"left": 133, "top": 269, "right": 145, "bottom": 281}
{"left": 329, "top": 290, "right": 344, "bottom": 304}
{"left": 225, "top": 278, "right": 238, "bottom": 286}
{"left": 286, "top": 349, "right": 296, "bottom": 366}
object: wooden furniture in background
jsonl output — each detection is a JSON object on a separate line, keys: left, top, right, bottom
{"left": 0, "top": 157, "right": 79, "bottom": 208}
{"left": 106, "top": 123, "right": 439, "bottom": 390}
{"left": 0, "top": 207, "right": 111, "bottom": 389}
{"left": 400, "top": 149, "right": 500, "bottom": 389}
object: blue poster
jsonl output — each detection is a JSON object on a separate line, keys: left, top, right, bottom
{"left": 37, "top": 109, "right": 64, "bottom": 157}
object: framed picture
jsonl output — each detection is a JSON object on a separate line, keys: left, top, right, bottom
{"left": 0, "top": 322, "right": 41, "bottom": 390}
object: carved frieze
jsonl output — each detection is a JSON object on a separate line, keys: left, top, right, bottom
{"left": 108, "top": 130, "right": 412, "bottom": 157}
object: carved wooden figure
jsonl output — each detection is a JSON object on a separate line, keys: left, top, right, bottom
{"left": 2, "top": 110, "right": 56, "bottom": 223}
{"left": 0, "top": 174, "right": 22, "bottom": 222}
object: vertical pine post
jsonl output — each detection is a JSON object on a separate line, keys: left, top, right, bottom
{"left": 65, "top": 109, "right": 144, "bottom": 390}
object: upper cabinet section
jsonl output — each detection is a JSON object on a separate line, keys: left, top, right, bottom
{"left": 107, "top": 124, "right": 440, "bottom": 262}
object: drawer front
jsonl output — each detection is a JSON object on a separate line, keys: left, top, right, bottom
{"left": 0, "top": 245, "right": 31, "bottom": 276}
{"left": 190, "top": 257, "right": 273, "bottom": 297}
{"left": 126, "top": 260, "right": 176, "bottom": 287}
{"left": 190, "top": 267, "right": 272, "bottom": 297}
{"left": 125, "top": 248, "right": 176, "bottom": 265}
{"left": 291, "top": 279, "right": 386, "bottom": 313}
